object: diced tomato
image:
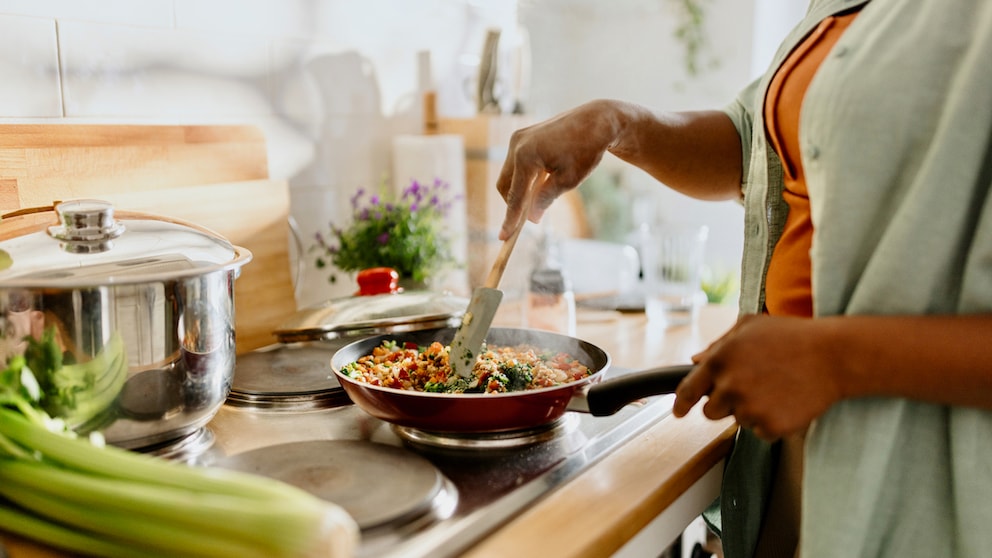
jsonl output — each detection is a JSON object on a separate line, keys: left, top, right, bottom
{"left": 404, "top": 341, "right": 419, "bottom": 350}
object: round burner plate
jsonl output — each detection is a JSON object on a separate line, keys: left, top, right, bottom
{"left": 214, "top": 440, "right": 451, "bottom": 530}
{"left": 393, "top": 413, "right": 579, "bottom": 450}
{"left": 228, "top": 343, "right": 349, "bottom": 410}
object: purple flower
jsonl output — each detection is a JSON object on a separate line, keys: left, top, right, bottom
{"left": 318, "top": 177, "right": 458, "bottom": 280}
{"left": 350, "top": 188, "right": 365, "bottom": 209}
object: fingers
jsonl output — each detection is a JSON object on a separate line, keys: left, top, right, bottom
{"left": 672, "top": 365, "right": 713, "bottom": 418}
{"left": 498, "top": 169, "right": 546, "bottom": 240}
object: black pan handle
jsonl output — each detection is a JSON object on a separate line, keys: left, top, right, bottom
{"left": 584, "top": 363, "right": 695, "bottom": 416}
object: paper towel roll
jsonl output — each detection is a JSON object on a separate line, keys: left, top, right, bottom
{"left": 391, "top": 134, "right": 468, "bottom": 295}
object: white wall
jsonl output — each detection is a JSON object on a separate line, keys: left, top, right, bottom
{"left": 0, "top": 0, "right": 799, "bottom": 307}
{"left": 520, "top": 0, "right": 757, "bottom": 283}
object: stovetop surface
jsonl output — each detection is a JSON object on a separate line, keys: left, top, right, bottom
{"left": 197, "top": 368, "right": 675, "bottom": 558}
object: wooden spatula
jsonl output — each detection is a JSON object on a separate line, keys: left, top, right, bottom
{"left": 449, "top": 172, "right": 547, "bottom": 378}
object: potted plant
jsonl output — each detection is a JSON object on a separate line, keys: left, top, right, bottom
{"left": 313, "top": 177, "right": 460, "bottom": 288}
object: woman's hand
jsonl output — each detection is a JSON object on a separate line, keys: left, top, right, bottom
{"left": 672, "top": 314, "right": 846, "bottom": 440}
{"left": 495, "top": 100, "right": 623, "bottom": 240}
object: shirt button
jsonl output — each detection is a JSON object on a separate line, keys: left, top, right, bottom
{"left": 834, "top": 45, "right": 849, "bottom": 57}
{"left": 807, "top": 145, "right": 821, "bottom": 160}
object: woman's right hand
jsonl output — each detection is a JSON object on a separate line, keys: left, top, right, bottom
{"left": 495, "top": 100, "right": 623, "bottom": 240}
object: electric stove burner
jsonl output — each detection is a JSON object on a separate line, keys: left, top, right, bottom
{"left": 141, "top": 427, "right": 215, "bottom": 463}
{"left": 392, "top": 414, "right": 580, "bottom": 450}
{"left": 227, "top": 343, "right": 350, "bottom": 411}
{"left": 212, "top": 440, "right": 456, "bottom": 531}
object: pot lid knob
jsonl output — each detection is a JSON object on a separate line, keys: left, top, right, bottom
{"left": 48, "top": 199, "right": 125, "bottom": 253}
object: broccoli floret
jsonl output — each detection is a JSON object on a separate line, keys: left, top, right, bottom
{"left": 423, "top": 381, "right": 446, "bottom": 393}
{"left": 449, "top": 378, "right": 474, "bottom": 393}
{"left": 498, "top": 362, "right": 533, "bottom": 392}
{"left": 424, "top": 378, "right": 472, "bottom": 393}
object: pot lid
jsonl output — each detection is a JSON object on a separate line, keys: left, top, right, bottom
{"left": 0, "top": 199, "right": 252, "bottom": 287}
{"left": 274, "top": 268, "right": 468, "bottom": 342}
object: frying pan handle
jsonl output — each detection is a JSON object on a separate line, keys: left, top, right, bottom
{"left": 585, "top": 364, "right": 695, "bottom": 416}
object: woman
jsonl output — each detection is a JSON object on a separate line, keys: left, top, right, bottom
{"left": 494, "top": 0, "right": 992, "bottom": 557}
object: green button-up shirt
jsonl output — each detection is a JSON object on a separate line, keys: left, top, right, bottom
{"left": 715, "top": 0, "right": 992, "bottom": 556}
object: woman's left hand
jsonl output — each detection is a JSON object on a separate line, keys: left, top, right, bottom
{"left": 672, "top": 314, "right": 846, "bottom": 440}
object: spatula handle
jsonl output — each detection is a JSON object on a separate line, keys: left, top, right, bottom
{"left": 484, "top": 172, "right": 548, "bottom": 289}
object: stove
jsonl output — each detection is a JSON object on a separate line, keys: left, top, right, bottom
{"left": 181, "top": 343, "right": 675, "bottom": 558}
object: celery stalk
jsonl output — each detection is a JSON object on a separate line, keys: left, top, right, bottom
{"left": 0, "top": 505, "right": 163, "bottom": 558}
{"left": 0, "top": 459, "right": 335, "bottom": 557}
{"left": 0, "top": 408, "right": 311, "bottom": 504}
{"left": 0, "top": 481, "right": 268, "bottom": 558}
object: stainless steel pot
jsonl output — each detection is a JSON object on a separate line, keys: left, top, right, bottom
{"left": 0, "top": 200, "right": 252, "bottom": 449}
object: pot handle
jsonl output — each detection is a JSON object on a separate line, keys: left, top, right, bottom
{"left": 584, "top": 364, "right": 695, "bottom": 416}
{"left": 2, "top": 204, "right": 58, "bottom": 219}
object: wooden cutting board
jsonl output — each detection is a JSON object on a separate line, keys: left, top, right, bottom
{"left": 0, "top": 124, "right": 297, "bottom": 354}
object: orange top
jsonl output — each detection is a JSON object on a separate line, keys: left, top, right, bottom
{"left": 763, "top": 11, "right": 860, "bottom": 317}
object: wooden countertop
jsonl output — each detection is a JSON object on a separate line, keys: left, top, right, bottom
{"left": 0, "top": 305, "right": 739, "bottom": 558}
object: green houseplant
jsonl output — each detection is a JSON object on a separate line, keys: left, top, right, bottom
{"left": 671, "top": 0, "right": 712, "bottom": 76}
{"left": 314, "top": 178, "right": 459, "bottom": 285}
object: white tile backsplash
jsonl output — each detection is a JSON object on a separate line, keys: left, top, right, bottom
{"left": 0, "top": 15, "right": 61, "bottom": 117}
{"left": 58, "top": 20, "right": 270, "bottom": 79}
{"left": 61, "top": 67, "right": 267, "bottom": 119}
{"left": 59, "top": 20, "right": 273, "bottom": 118}
{"left": 0, "top": 0, "right": 173, "bottom": 27}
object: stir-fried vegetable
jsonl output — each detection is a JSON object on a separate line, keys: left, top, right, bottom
{"left": 0, "top": 329, "right": 359, "bottom": 558}
{"left": 343, "top": 339, "right": 590, "bottom": 394}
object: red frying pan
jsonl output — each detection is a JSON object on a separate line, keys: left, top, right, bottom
{"left": 330, "top": 327, "right": 693, "bottom": 433}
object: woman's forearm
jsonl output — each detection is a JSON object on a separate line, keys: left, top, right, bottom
{"left": 605, "top": 102, "right": 744, "bottom": 202}
{"left": 824, "top": 314, "right": 992, "bottom": 410}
